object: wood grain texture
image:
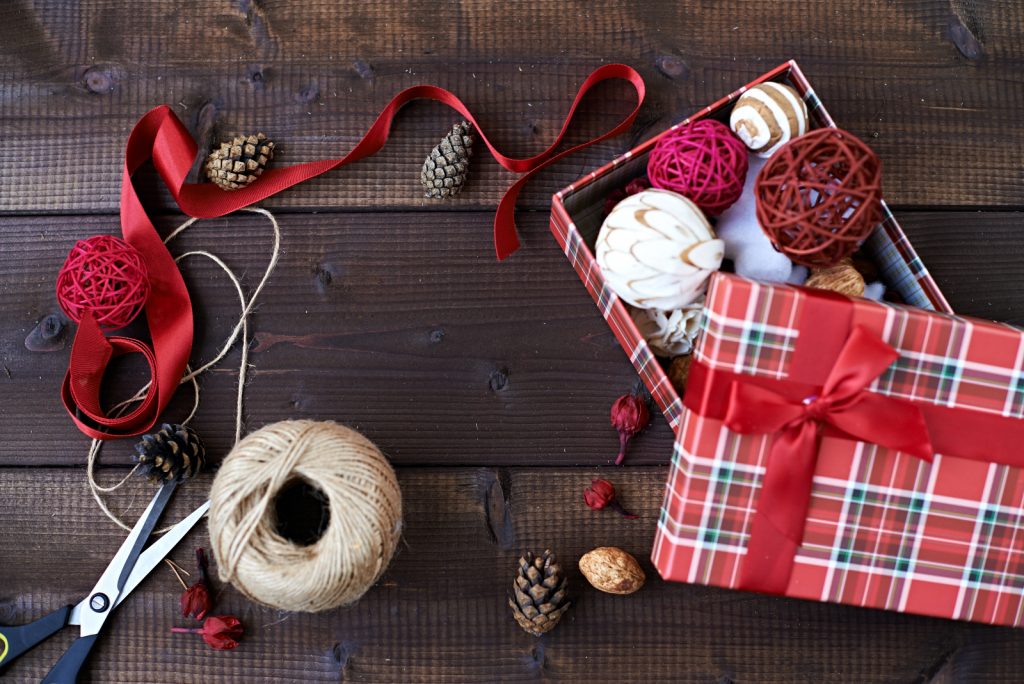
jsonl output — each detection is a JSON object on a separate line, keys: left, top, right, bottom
{"left": 3, "top": 467, "right": 1023, "bottom": 684}
{"left": 5, "top": 210, "right": 1021, "bottom": 468}
{"left": 3, "top": 2, "right": 1024, "bottom": 681}
{"left": 1, "top": 1, "right": 1023, "bottom": 214}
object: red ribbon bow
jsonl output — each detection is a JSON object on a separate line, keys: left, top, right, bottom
{"left": 722, "top": 326, "right": 933, "bottom": 593}
{"left": 61, "top": 65, "right": 645, "bottom": 439}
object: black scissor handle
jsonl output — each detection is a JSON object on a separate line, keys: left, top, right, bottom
{"left": 41, "top": 633, "right": 99, "bottom": 684}
{"left": 0, "top": 605, "right": 73, "bottom": 670}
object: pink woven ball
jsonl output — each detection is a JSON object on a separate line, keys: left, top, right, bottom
{"left": 647, "top": 119, "right": 749, "bottom": 216}
{"left": 56, "top": 235, "right": 150, "bottom": 329}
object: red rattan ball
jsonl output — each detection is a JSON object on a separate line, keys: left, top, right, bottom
{"left": 755, "top": 127, "right": 882, "bottom": 268}
{"left": 647, "top": 119, "right": 749, "bottom": 216}
{"left": 56, "top": 235, "right": 150, "bottom": 329}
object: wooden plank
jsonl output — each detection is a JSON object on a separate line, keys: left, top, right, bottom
{"left": 2, "top": 466, "right": 1020, "bottom": 683}
{"left": 3, "top": 210, "right": 1022, "bottom": 468}
{"left": 898, "top": 211, "right": 1024, "bottom": 326}
{"left": 1, "top": 1, "right": 1023, "bottom": 214}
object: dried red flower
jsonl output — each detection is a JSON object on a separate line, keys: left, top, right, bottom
{"left": 583, "top": 478, "right": 615, "bottom": 509}
{"left": 603, "top": 176, "right": 651, "bottom": 216}
{"left": 624, "top": 176, "right": 651, "bottom": 195}
{"left": 172, "top": 615, "right": 244, "bottom": 651}
{"left": 180, "top": 583, "right": 211, "bottom": 621}
{"left": 180, "top": 548, "right": 213, "bottom": 620}
{"left": 610, "top": 394, "right": 651, "bottom": 465}
{"left": 583, "top": 478, "right": 638, "bottom": 518}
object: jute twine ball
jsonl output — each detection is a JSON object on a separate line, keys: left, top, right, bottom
{"left": 647, "top": 119, "right": 749, "bottom": 216}
{"left": 56, "top": 235, "right": 150, "bottom": 329}
{"left": 755, "top": 127, "right": 882, "bottom": 268}
{"left": 209, "top": 420, "right": 403, "bottom": 612}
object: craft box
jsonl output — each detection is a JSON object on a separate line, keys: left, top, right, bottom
{"left": 652, "top": 272, "right": 1024, "bottom": 627}
{"left": 550, "top": 60, "right": 951, "bottom": 433}
{"left": 544, "top": 61, "right": 1024, "bottom": 625}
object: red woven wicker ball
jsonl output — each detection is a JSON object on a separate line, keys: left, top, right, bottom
{"left": 56, "top": 235, "right": 150, "bottom": 329}
{"left": 647, "top": 119, "right": 749, "bottom": 216}
{"left": 755, "top": 127, "right": 882, "bottom": 268}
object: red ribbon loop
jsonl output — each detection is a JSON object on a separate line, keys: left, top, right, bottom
{"left": 721, "top": 326, "right": 933, "bottom": 593}
{"left": 62, "top": 65, "right": 646, "bottom": 439}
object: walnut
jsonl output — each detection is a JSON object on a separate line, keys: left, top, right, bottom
{"left": 578, "top": 547, "right": 645, "bottom": 595}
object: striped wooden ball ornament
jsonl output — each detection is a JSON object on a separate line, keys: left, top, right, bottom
{"left": 729, "top": 82, "right": 808, "bottom": 158}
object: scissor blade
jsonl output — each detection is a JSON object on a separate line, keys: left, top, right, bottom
{"left": 75, "top": 481, "right": 176, "bottom": 636}
{"left": 69, "top": 500, "right": 210, "bottom": 626}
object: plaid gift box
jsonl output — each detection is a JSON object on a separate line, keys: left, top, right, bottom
{"left": 651, "top": 273, "right": 1024, "bottom": 627}
{"left": 550, "top": 60, "right": 952, "bottom": 433}
{"left": 544, "top": 62, "right": 1024, "bottom": 625}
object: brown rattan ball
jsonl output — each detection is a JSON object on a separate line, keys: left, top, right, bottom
{"left": 754, "top": 128, "right": 882, "bottom": 268}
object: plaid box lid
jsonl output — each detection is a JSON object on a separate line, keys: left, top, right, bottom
{"left": 652, "top": 273, "right": 1024, "bottom": 627}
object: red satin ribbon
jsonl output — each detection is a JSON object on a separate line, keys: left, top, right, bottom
{"left": 62, "top": 64, "right": 646, "bottom": 439}
{"left": 722, "top": 326, "right": 932, "bottom": 593}
{"left": 684, "top": 312, "right": 1024, "bottom": 594}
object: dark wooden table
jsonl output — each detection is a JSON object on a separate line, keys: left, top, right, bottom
{"left": 2, "top": 2, "right": 1023, "bottom": 682}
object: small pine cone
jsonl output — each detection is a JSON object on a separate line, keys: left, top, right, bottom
{"left": 508, "top": 549, "right": 571, "bottom": 637}
{"left": 421, "top": 121, "right": 473, "bottom": 199}
{"left": 134, "top": 423, "right": 206, "bottom": 483}
{"left": 205, "top": 133, "right": 275, "bottom": 191}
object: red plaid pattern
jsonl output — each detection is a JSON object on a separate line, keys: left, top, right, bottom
{"left": 652, "top": 275, "right": 1024, "bottom": 627}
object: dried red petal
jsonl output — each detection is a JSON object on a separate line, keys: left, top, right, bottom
{"left": 199, "top": 615, "right": 244, "bottom": 651}
{"left": 611, "top": 394, "right": 651, "bottom": 465}
{"left": 180, "top": 582, "right": 211, "bottom": 620}
{"left": 583, "top": 478, "right": 615, "bottom": 509}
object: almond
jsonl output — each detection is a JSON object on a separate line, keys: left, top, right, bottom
{"left": 578, "top": 546, "right": 645, "bottom": 595}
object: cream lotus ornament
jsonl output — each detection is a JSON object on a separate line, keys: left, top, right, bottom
{"left": 630, "top": 304, "right": 703, "bottom": 357}
{"left": 596, "top": 189, "right": 724, "bottom": 310}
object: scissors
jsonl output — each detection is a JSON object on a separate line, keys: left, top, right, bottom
{"left": 0, "top": 480, "right": 210, "bottom": 683}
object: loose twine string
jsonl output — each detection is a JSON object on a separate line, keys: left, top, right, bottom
{"left": 85, "top": 207, "right": 281, "bottom": 533}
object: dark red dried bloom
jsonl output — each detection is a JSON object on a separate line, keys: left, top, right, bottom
{"left": 172, "top": 615, "right": 244, "bottom": 651}
{"left": 584, "top": 478, "right": 638, "bottom": 518}
{"left": 583, "top": 478, "right": 615, "bottom": 509}
{"left": 180, "top": 583, "right": 211, "bottom": 620}
{"left": 624, "top": 176, "right": 651, "bottom": 195}
{"left": 180, "top": 547, "right": 212, "bottom": 620}
{"left": 611, "top": 394, "right": 651, "bottom": 465}
{"left": 602, "top": 176, "right": 651, "bottom": 216}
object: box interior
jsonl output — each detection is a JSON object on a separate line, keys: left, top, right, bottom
{"left": 561, "top": 71, "right": 936, "bottom": 311}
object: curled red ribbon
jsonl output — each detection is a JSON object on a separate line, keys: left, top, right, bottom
{"left": 62, "top": 65, "right": 646, "bottom": 439}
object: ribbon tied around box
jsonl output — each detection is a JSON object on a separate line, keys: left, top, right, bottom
{"left": 683, "top": 280, "right": 1024, "bottom": 595}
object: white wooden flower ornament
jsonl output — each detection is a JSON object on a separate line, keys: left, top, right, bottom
{"left": 596, "top": 189, "right": 724, "bottom": 310}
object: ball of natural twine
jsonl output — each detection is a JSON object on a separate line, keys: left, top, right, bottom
{"left": 209, "top": 420, "right": 402, "bottom": 612}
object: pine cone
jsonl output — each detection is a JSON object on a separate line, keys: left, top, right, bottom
{"left": 205, "top": 133, "right": 275, "bottom": 191}
{"left": 421, "top": 121, "right": 473, "bottom": 198}
{"left": 134, "top": 423, "right": 206, "bottom": 483}
{"left": 508, "top": 549, "right": 571, "bottom": 636}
